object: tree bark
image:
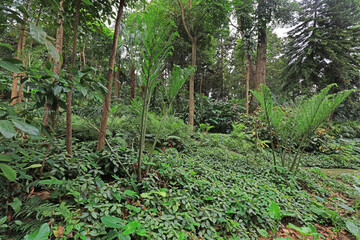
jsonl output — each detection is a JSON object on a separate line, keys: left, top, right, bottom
{"left": 249, "top": 25, "right": 267, "bottom": 113}
{"left": 96, "top": 0, "right": 126, "bottom": 151}
{"left": 177, "top": 0, "right": 197, "bottom": 130}
{"left": 10, "top": 0, "right": 29, "bottom": 105}
{"left": 245, "top": 53, "right": 255, "bottom": 114}
{"left": 254, "top": 25, "right": 267, "bottom": 90}
{"left": 66, "top": 0, "right": 82, "bottom": 155}
{"left": 188, "top": 38, "right": 197, "bottom": 129}
{"left": 82, "top": 43, "right": 86, "bottom": 66}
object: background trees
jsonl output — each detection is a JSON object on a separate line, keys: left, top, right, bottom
{"left": 283, "top": 0, "right": 360, "bottom": 98}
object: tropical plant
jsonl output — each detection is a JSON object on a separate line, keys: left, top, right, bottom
{"left": 0, "top": 103, "right": 40, "bottom": 181}
{"left": 135, "top": 4, "right": 178, "bottom": 181}
{"left": 251, "top": 83, "right": 354, "bottom": 171}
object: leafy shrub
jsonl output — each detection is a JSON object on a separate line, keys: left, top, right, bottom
{"left": 174, "top": 94, "right": 245, "bottom": 133}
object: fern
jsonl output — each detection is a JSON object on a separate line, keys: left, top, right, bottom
{"left": 252, "top": 84, "right": 354, "bottom": 171}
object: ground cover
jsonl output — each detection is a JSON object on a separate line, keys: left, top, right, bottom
{"left": 1, "top": 139, "right": 360, "bottom": 239}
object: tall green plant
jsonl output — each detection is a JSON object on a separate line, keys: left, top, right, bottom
{"left": 135, "top": 5, "right": 178, "bottom": 181}
{"left": 251, "top": 84, "right": 354, "bottom": 171}
{"left": 145, "top": 64, "right": 194, "bottom": 173}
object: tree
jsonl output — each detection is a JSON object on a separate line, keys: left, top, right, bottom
{"left": 134, "top": 3, "right": 178, "bottom": 181}
{"left": 234, "top": 0, "right": 296, "bottom": 112}
{"left": 10, "top": 0, "right": 30, "bottom": 105}
{"left": 66, "top": 0, "right": 82, "bottom": 155}
{"left": 283, "top": 0, "right": 360, "bottom": 98}
{"left": 96, "top": 0, "right": 127, "bottom": 151}
{"left": 42, "top": 0, "right": 64, "bottom": 133}
{"left": 176, "top": 0, "right": 230, "bottom": 130}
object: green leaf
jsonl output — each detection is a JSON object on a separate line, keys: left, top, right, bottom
{"left": 140, "top": 192, "right": 152, "bottom": 199}
{"left": 287, "top": 223, "right": 311, "bottom": 235}
{"left": 179, "top": 231, "right": 185, "bottom": 240}
{"left": 25, "top": 164, "right": 42, "bottom": 169}
{"left": 0, "top": 216, "right": 7, "bottom": 225}
{"left": 0, "top": 154, "right": 13, "bottom": 162}
{"left": 23, "top": 223, "right": 50, "bottom": 240}
{"left": 0, "top": 42, "right": 14, "bottom": 51}
{"left": 0, "top": 120, "right": 17, "bottom": 138}
{"left": 101, "top": 216, "right": 124, "bottom": 229}
{"left": 9, "top": 197, "right": 22, "bottom": 213}
{"left": 257, "top": 228, "right": 269, "bottom": 237}
{"left": 0, "top": 58, "right": 21, "bottom": 73}
{"left": 82, "top": 0, "right": 93, "bottom": 5}
{"left": 118, "top": 235, "right": 131, "bottom": 240}
{"left": 136, "top": 228, "right": 147, "bottom": 237}
{"left": 11, "top": 119, "right": 40, "bottom": 136}
{"left": 121, "top": 221, "right": 140, "bottom": 235}
{"left": 269, "top": 201, "right": 281, "bottom": 220}
{"left": 346, "top": 221, "right": 360, "bottom": 238}
{"left": 53, "top": 85, "right": 62, "bottom": 95}
{"left": 45, "top": 40, "right": 60, "bottom": 62}
{"left": 157, "top": 191, "right": 166, "bottom": 197}
{"left": 29, "top": 23, "right": 47, "bottom": 44}
{"left": 124, "top": 190, "right": 138, "bottom": 197}
{"left": 0, "top": 163, "right": 16, "bottom": 181}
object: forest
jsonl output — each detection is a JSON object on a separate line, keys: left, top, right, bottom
{"left": 0, "top": 0, "right": 360, "bottom": 239}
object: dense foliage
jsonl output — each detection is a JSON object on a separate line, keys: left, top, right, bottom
{"left": 0, "top": 0, "right": 359, "bottom": 239}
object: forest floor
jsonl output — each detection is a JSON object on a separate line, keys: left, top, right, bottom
{"left": 302, "top": 167, "right": 360, "bottom": 177}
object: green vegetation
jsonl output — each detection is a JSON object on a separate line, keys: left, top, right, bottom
{"left": 1, "top": 0, "right": 360, "bottom": 239}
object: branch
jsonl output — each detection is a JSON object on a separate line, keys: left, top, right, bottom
{"left": 194, "top": 9, "right": 209, "bottom": 37}
{"left": 177, "top": 0, "right": 193, "bottom": 42}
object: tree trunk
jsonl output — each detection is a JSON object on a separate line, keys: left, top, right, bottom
{"left": 43, "top": 0, "right": 64, "bottom": 133}
{"left": 82, "top": 43, "right": 86, "bottom": 66}
{"left": 114, "top": 62, "right": 120, "bottom": 99}
{"left": 254, "top": 25, "right": 267, "bottom": 90}
{"left": 130, "top": 62, "right": 135, "bottom": 103}
{"left": 66, "top": 0, "right": 82, "bottom": 155}
{"left": 96, "top": 0, "right": 126, "bottom": 151}
{"left": 249, "top": 25, "right": 267, "bottom": 113}
{"left": 10, "top": 0, "right": 29, "bottom": 105}
{"left": 245, "top": 53, "right": 255, "bottom": 114}
{"left": 177, "top": 0, "right": 198, "bottom": 131}
{"left": 188, "top": 38, "right": 197, "bottom": 129}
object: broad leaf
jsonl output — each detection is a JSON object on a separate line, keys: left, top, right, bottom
{"left": 0, "top": 163, "right": 17, "bottom": 181}
{"left": 101, "top": 216, "right": 124, "bottom": 229}
{"left": 121, "top": 221, "right": 141, "bottom": 235}
{"left": 11, "top": 119, "right": 40, "bottom": 136}
{"left": 0, "top": 58, "right": 21, "bottom": 73}
{"left": 123, "top": 190, "right": 138, "bottom": 197}
{"left": 29, "top": 23, "right": 47, "bottom": 44}
{"left": 0, "top": 154, "right": 13, "bottom": 162}
{"left": 45, "top": 40, "right": 60, "bottom": 62}
{"left": 9, "top": 197, "right": 22, "bottom": 213}
{"left": 346, "top": 221, "right": 360, "bottom": 238}
{"left": 23, "top": 223, "right": 50, "bottom": 240}
{"left": 269, "top": 201, "right": 281, "bottom": 220}
{"left": 0, "top": 120, "right": 16, "bottom": 138}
